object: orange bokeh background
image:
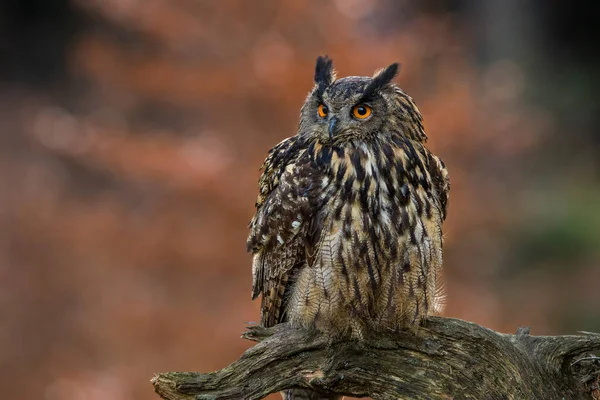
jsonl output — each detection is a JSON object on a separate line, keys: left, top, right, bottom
{"left": 1, "top": 1, "right": 599, "bottom": 399}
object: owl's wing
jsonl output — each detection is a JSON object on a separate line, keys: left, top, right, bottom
{"left": 426, "top": 153, "right": 450, "bottom": 220}
{"left": 422, "top": 149, "right": 450, "bottom": 314}
{"left": 247, "top": 136, "right": 321, "bottom": 327}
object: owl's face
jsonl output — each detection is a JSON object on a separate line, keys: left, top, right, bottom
{"left": 298, "top": 56, "right": 427, "bottom": 144}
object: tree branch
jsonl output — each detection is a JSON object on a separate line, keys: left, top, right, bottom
{"left": 151, "top": 317, "right": 600, "bottom": 400}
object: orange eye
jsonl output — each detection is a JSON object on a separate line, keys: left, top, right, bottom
{"left": 352, "top": 104, "right": 372, "bottom": 119}
{"left": 317, "top": 104, "right": 328, "bottom": 118}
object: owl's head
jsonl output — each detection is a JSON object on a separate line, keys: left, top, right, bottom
{"left": 298, "top": 56, "right": 427, "bottom": 145}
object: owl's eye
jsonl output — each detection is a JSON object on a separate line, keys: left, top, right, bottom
{"left": 352, "top": 104, "right": 372, "bottom": 119}
{"left": 317, "top": 104, "right": 328, "bottom": 118}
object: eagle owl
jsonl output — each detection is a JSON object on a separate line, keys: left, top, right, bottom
{"left": 247, "top": 56, "right": 450, "bottom": 400}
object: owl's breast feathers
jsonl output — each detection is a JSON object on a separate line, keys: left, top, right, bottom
{"left": 248, "top": 134, "right": 449, "bottom": 332}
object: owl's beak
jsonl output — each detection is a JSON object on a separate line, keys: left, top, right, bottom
{"left": 328, "top": 117, "right": 338, "bottom": 140}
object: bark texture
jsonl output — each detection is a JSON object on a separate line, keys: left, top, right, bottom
{"left": 151, "top": 317, "right": 600, "bottom": 400}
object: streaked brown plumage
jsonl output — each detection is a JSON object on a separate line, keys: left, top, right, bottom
{"left": 247, "top": 56, "right": 450, "bottom": 400}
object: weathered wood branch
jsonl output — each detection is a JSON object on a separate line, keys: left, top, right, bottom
{"left": 151, "top": 317, "right": 600, "bottom": 400}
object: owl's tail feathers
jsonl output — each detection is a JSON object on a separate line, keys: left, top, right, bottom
{"left": 282, "top": 389, "right": 342, "bottom": 400}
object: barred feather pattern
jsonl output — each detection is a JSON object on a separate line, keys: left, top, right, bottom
{"left": 248, "top": 132, "right": 449, "bottom": 337}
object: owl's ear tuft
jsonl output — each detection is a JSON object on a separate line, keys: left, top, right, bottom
{"left": 314, "top": 55, "right": 336, "bottom": 96}
{"left": 362, "top": 63, "right": 400, "bottom": 100}
{"left": 373, "top": 63, "right": 400, "bottom": 85}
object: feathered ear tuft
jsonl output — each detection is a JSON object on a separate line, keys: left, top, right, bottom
{"left": 361, "top": 63, "right": 401, "bottom": 101}
{"left": 373, "top": 63, "right": 400, "bottom": 85}
{"left": 314, "top": 55, "right": 336, "bottom": 97}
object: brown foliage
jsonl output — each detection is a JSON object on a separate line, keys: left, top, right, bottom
{"left": 0, "top": 2, "right": 582, "bottom": 400}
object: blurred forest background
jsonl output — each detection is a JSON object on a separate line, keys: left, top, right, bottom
{"left": 1, "top": 0, "right": 599, "bottom": 399}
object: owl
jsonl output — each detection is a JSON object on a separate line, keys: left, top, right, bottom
{"left": 247, "top": 56, "right": 450, "bottom": 400}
